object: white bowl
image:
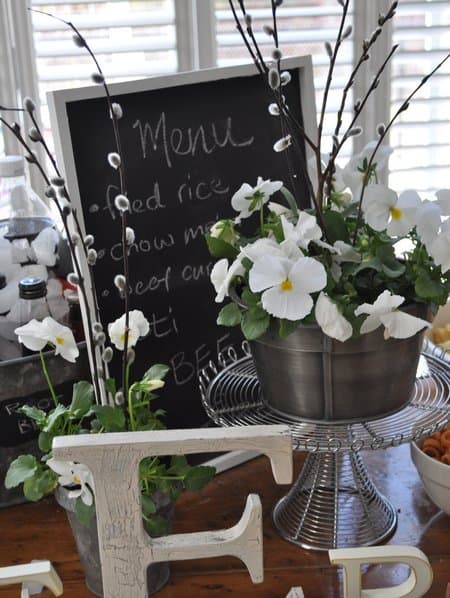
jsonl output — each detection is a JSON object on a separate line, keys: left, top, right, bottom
{"left": 410, "top": 440, "right": 450, "bottom": 515}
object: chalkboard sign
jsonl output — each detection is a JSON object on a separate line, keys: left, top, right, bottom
{"left": 49, "top": 57, "right": 316, "bottom": 431}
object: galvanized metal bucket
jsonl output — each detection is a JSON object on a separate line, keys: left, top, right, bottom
{"left": 249, "top": 305, "right": 429, "bottom": 423}
{"left": 55, "top": 487, "right": 173, "bottom": 597}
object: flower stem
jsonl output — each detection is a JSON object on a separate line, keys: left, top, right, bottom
{"left": 127, "top": 382, "right": 137, "bottom": 431}
{"left": 39, "top": 350, "right": 58, "bottom": 407}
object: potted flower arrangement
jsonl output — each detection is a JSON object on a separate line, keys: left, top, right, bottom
{"left": 206, "top": 0, "right": 450, "bottom": 422}
{"left": 1, "top": 15, "right": 214, "bottom": 597}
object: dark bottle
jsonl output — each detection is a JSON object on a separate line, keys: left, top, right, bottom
{"left": 16, "top": 277, "right": 51, "bottom": 357}
{"left": 17, "top": 277, "right": 51, "bottom": 324}
{"left": 66, "top": 292, "right": 84, "bottom": 342}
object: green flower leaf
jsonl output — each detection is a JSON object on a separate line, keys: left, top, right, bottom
{"left": 143, "top": 364, "right": 170, "bottom": 382}
{"left": 70, "top": 381, "right": 94, "bottom": 418}
{"left": 23, "top": 469, "right": 57, "bottom": 502}
{"left": 5, "top": 455, "right": 38, "bottom": 488}
{"left": 168, "top": 455, "right": 189, "bottom": 476}
{"left": 279, "top": 319, "right": 300, "bottom": 338}
{"left": 241, "top": 306, "right": 270, "bottom": 340}
{"left": 241, "top": 288, "right": 259, "bottom": 306}
{"left": 74, "top": 496, "right": 95, "bottom": 525}
{"left": 18, "top": 405, "right": 47, "bottom": 428}
{"left": 376, "top": 246, "right": 405, "bottom": 278}
{"left": 143, "top": 514, "right": 169, "bottom": 538}
{"left": 43, "top": 404, "right": 69, "bottom": 434}
{"left": 323, "top": 209, "right": 350, "bottom": 243}
{"left": 105, "top": 377, "right": 117, "bottom": 397}
{"left": 184, "top": 465, "right": 215, "bottom": 491}
{"left": 217, "top": 302, "right": 242, "bottom": 327}
{"left": 91, "top": 405, "right": 126, "bottom": 432}
{"left": 205, "top": 235, "right": 239, "bottom": 260}
{"left": 415, "top": 271, "right": 447, "bottom": 302}
{"left": 141, "top": 494, "right": 157, "bottom": 516}
{"left": 38, "top": 431, "right": 53, "bottom": 453}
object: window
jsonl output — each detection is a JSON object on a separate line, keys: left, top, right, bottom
{"left": 0, "top": 0, "right": 448, "bottom": 197}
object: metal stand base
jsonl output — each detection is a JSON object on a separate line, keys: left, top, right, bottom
{"left": 200, "top": 341, "right": 449, "bottom": 551}
{"left": 272, "top": 451, "right": 397, "bottom": 551}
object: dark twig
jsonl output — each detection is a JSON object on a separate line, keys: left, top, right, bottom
{"left": 352, "top": 51, "right": 450, "bottom": 244}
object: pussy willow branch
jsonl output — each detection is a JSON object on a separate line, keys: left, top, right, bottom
{"left": 228, "top": 0, "right": 322, "bottom": 222}
{"left": 0, "top": 112, "right": 102, "bottom": 403}
{"left": 25, "top": 107, "right": 108, "bottom": 383}
{"left": 316, "top": 0, "right": 350, "bottom": 209}
{"left": 332, "top": 1, "right": 398, "bottom": 142}
{"left": 323, "top": 44, "right": 399, "bottom": 198}
{"left": 32, "top": 8, "right": 131, "bottom": 394}
{"left": 352, "top": 51, "right": 450, "bottom": 244}
{"left": 228, "top": 0, "right": 264, "bottom": 74}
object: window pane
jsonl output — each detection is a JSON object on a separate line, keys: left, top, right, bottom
{"left": 30, "top": 0, "right": 177, "bottom": 144}
{"left": 390, "top": 0, "right": 450, "bottom": 194}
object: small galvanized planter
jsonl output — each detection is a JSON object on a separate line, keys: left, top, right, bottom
{"left": 0, "top": 344, "right": 89, "bottom": 507}
{"left": 249, "top": 305, "right": 429, "bottom": 423}
{"left": 55, "top": 486, "right": 174, "bottom": 597}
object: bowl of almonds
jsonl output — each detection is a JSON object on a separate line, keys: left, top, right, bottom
{"left": 411, "top": 424, "right": 450, "bottom": 515}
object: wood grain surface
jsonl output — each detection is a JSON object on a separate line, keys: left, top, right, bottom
{"left": 0, "top": 443, "right": 449, "bottom": 597}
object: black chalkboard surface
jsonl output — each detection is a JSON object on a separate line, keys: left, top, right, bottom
{"left": 49, "top": 57, "right": 316, "bottom": 431}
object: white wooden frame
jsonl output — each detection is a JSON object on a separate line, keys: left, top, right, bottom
{"left": 48, "top": 57, "right": 316, "bottom": 472}
{"left": 48, "top": 55, "right": 316, "bottom": 228}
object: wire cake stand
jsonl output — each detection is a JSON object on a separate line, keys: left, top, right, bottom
{"left": 199, "top": 339, "right": 450, "bottom": 551}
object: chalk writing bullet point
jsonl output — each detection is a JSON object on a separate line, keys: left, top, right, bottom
{"left": 90, "top": 204, "right": 99, "bottom": 213}
{"left": 102, "top": 289, "right": 110, "bottom": 297}
{"left": 97, "top": 249, "right": 106, "bottom": 259}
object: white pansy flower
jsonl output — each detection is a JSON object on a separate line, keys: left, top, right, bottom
{"left": 249, "top": 255, "right": 327, "bottom": 321}
{"left": 386, "top": 190, "right": 421, "bottom": 237}
{"left": 210, "top": 258, "right": 244, "bottom": 303}
{"left": 333, "top": 240, "right": 361, "bottom": 263}
{"left": 326, "top": 240, "right": 360, "bottom": 282}
{"left": 108, "top": 309, "right": 150, "bottom": 350}
{"left": 14, "top": 319, "right": 48, "bottom": 352}
{"left": 315, "top": 292, "right": 353, "bottom": 342}
{"left": 240, "top": 237, "right": 303, "bottom": 263}
{"left": 14, "top": 317, "right": 79, "bottom": 362}
{"left": 342, "top": 141, "right": 393, "bottom": 201}
{"left": 47, "top": 459, "right": 94, "bottom": 506}
{"left": 428, "top": 219, "right": 450, "bottom": 273}
{"left": 362, "top": 185, "right": 420, "bottom": 235}
{"left": 240, "top": 238, "right": 285, "bottom": 262}
{"left": 42, "top": 317, "right": 79, "bottom": 362}
{"left": 307, "top": 155, "right": 346, "bottom": 198}
{"left": 355, "top": 290, "right": 429, "bottom": 339}
{"left": 281, "top": 212, "right": 322, "bottom": 250}
{"left": 267, "top": 201, "right": 292, "bottom": 217}
{"left": 279, "top": 239, "right": 304, "bottom": 260}
{"left": 416, "top": 201, "right": 443, "bottom": 248}
{"left": 231, "top": 177, "right": 283, "bottom": 220}
{"left": 435, "top": 189, "right": 450, "bottom": 215}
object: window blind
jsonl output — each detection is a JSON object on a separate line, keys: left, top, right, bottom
{"left": 31, "top": 0, "right": 177, "bottom": 100}
{"left": 389, "top": 0, "right": 450, "bottom": 195}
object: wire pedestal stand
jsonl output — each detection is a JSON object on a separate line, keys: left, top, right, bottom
{"left": 200, "top": 340, "right": 450, "bottom": 551}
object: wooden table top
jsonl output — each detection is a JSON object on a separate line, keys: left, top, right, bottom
{"left": 0, "top": 443, "right": 449, "bottom": 597}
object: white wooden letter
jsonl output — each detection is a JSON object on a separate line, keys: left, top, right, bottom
{"left": 329, "top": 546, "right": 433, "bottom": 598}
{"left": 52, "top": 424, "right": 292, "bottom": 598}
{"left": 0, "top": 561, "right": 63, "bottom": 596}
